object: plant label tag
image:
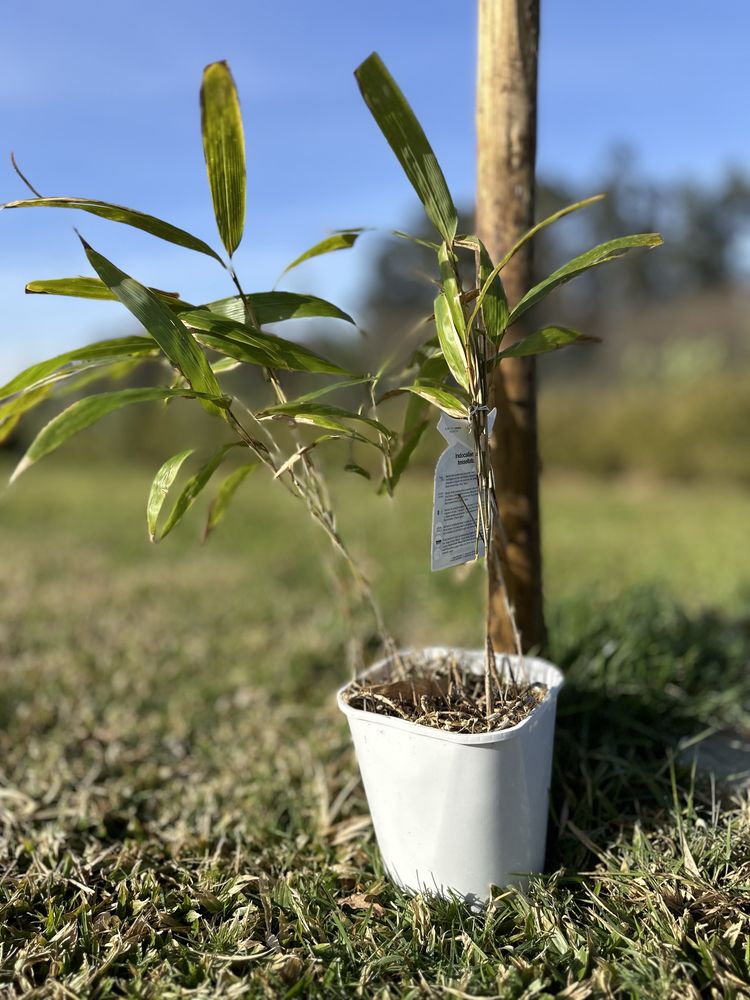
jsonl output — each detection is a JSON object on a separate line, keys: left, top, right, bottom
{"left": 430, "top": 409, "right": 495, "bottom": 572}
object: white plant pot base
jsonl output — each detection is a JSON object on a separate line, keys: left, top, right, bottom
{"left": 338, "top": 648, "right": 564, "bottom": 905}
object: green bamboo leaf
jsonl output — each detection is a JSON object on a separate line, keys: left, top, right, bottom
{"left": 381, "top": 353, "right": 446, "bottom": 493}
{"left": 434, "top": 292, "right": 469, "bottom": 390}
{"left": 264, "top": 410, "right": 378, "bottom": 447}
{"left": 159, "top": 443, "right": 241, "bottom": 540}
{"left": 478, "top": 241, "right": 509, "bottom": 342}
{"left": 403, "top": 354, "right": 450, "bottom": 420}
{"left": 397, "top": 381, "right": 469, "bottom": 419}
{"left": 385, "top": 353, "right": 449, "bottom": 489}
{"left": 0, "top": 410, "right": 26, "bottom": 444}
{"left": 10, "top": 386, "right": 227, "bottom": 483}
{"left": 204, "top": 463, "right": 256, "bottom": 541}
{"left": 495, "top": 326, "right": 598, "bottom": 361}
{"left": 26, "top": 277, "right": 188, "bottom": 308}
{"left": 355, "top": 53, "right": 457, "bottom": 244}
{"left": 467, "top": 231, "right": 662, "bottom": 334}
{"left": 405, "top": 334, "right": 441, "bottom": 371}
{"left": 147, "top": 449, "right": 194, "bottom": 542}
{"left": 58, "top": 358, "right": 145, "bottom": 397}
{"left": 393, "top": 230, "right": 440, "bottom": 251}
{"left": 211, "top": 357, "right": 242, "bottom": 374}
{"left": 497, "top": 193, "right": 606, "bottom": 273}
{"left": 382, "top": 418, "right": 429, "bottom": 495}
{"left": 81, "top": 239, "right": 223, "bottom": 409}
{"left": 272, "top": 435, "right": 341, "bottom": 480}
{"left": 0, "top": 337, "right": 157, "bottom": 400}
{"left": 457, "top": 236, "right": 509, "bottom": 342}
{"left": 202, "top": 291, "right": 354, "bottom": 325}
{"left": 344, "top": 463, "right": 371, "bottom": 480}
{"left": 438, "top": 243, "right": 466, "bottom": 341}
{"left": 201, "top": 61, "right": 246, "bottom": 257}
{"left": 0, "top": 387, "right": 49, "bottom": 443}
{"left": 194, "top": 331, "right": 282, "bottom": 370}
{"left": 258, "top": 401, "right": 392, "bottom": 437}
{"left": 508, "top": 234, "right": 664, "bottom": 325}
{"left": 182, "top": 309, "right": 352, "bottom": 375}
{"left": 17, "top": 356, "right": 144, "bottom": 398}
{"left": 2, "top": 198, "right": 223, "bottom": 263}
{"left": 280, "top": 231, "right": 363, "bottom": 278}
{"left": 290, "top": 377, "right": 373, "bottom": 404}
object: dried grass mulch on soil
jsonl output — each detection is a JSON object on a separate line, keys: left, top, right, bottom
{"left": 341, "top": 650, "right": 547, "bottom": 734}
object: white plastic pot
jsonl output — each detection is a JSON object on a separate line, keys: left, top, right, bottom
{"left": 337, "top": 648, "right": 564, "bottom": 905}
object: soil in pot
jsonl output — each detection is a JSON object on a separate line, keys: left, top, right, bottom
{"left": 341, "top": 649, "right": 547, "bottom": 735}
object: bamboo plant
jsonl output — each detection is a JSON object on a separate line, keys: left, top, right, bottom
{"left": 2, "top": 55, "right": 663, "bottom": 727}
{"left": 0, "top": 62, "right": 394, "bottom": 649}
{"left": 353, "top": 53, "right": 662, "bottom": 712}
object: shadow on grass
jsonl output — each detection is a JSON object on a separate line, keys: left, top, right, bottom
{"left": 545, "top": 588, "right": 750, "bottom": 868}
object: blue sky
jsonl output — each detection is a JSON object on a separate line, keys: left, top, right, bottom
{"left": 1, "top": 0, "right": 747, "bottom": 377}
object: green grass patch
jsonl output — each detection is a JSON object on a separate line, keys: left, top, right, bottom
{"left": 541, "top": 367, "right": 750, "bottom": 485}
{"left": 0, "top": 461, "right": 748, "bottom": 997}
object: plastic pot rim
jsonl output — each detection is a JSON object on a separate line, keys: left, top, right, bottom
{"left": 337, "top": 646, "right": 564, "bottom": 747}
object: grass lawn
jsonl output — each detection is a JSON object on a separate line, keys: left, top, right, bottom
{"left": 0, "top": 458, "right": 748, "bottom": 998}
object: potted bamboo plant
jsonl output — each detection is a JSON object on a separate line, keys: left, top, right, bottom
{"left": 1, "top": 55, "right": 661, "bottom": 907}
{"left": 336, "top": 53, "right": 662, "bottom": 904}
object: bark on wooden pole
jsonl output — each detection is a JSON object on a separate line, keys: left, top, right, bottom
{"left": 476, "top": 0, "right": 546, "bottom": 652}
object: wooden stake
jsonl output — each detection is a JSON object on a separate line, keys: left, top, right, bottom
{"left": 476, "top": 0, "right": 546, "bottom": 652}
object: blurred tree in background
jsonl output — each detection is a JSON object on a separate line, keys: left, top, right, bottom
{"left": 360, "top": 150, "right": 750, "bottom": 384}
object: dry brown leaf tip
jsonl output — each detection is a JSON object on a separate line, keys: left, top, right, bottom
{"left": 339, "top": 892, "right": 385, "bottom": 916}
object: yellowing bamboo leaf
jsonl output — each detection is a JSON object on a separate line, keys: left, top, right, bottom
{"left": 11, "top": 387, "right": 227, "bottom": 483}
{"left": 0, "top": 337, "right": 157, "bottom": 400}
{"left": 280, "top": 231, "right": 363, "bottom": 279}
{"left": 26, "top": 277, "right": 187, "bottom": 308}
{"left": 355, "top": 53, "right": 457, "bottom": 244}
{"left": 201, "top": 61, "right": 246, "bottom": 257}
{"left": 258, "top": 401, "right": 392, "bottom": 437}
{"left": 2, "top": 197, "right": 222, "bottom": 262}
